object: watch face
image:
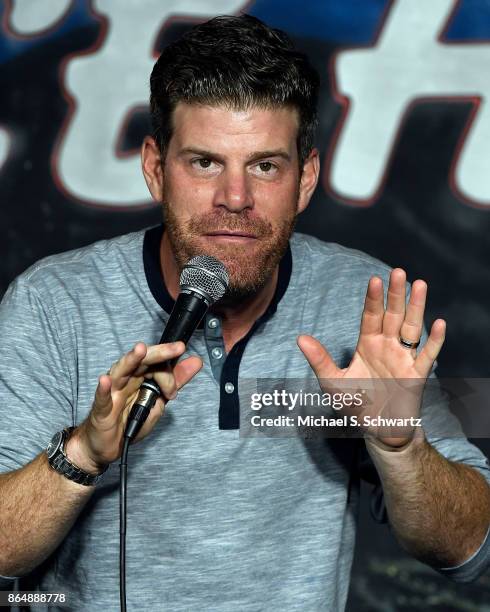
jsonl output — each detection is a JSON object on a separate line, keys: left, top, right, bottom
{"left": 46, "top": 431, "right": 63, "bottom": 460}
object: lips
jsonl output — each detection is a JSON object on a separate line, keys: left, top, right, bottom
{"left": 204, "top": 231, "right": 258, "bottom": 238}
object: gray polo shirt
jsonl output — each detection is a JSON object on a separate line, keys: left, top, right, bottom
{"left": 0, "top": 226, "right": 488, "bottom": 611}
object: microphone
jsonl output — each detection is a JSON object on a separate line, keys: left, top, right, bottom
{"left": 124, "top": 255, "right": 229, "bottom": 440}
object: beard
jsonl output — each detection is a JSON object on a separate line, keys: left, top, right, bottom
{"left": 162, "top": 199, "right": 298, "bottom": 303}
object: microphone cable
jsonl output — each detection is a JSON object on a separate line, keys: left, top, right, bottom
{"left": 117, "top": 255, "right": 228, "bottom": 611}
{"left": 119, "top": 378, "right": 161, "bottom": 612}
{"left": 119, "top": 436, "right": 130, "bottom": 612}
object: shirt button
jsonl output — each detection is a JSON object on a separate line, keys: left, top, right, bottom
{"left": 208, "top": 318, "right": 219, "bottom": 329}
{"left": 211, "top": 347, "right": 223, "bottom": 359}
{"left": 224, "top": 382, "right": 235, "bottom": 394}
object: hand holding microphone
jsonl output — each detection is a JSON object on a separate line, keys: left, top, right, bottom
{"left": 65, "top": 340, "right": 199, "bottom": 475}
{"left": 65, "top": 255, "right": 229, "bottom": 474}
{"left": 65, "top": 255, "right": 229, "bottom": 612}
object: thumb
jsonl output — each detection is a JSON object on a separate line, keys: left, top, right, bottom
{"left": 92, "top": 373, "right": 113, "bottom": 418}
{"left": 297, "top": 335, "right": 340, "bottom": 380}
{"left": 173, "top": 356, "right": 203, "bottom": 390}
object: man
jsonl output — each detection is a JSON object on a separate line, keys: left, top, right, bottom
{"left": 0, "top": 14, "right": 489, "bottom": 611}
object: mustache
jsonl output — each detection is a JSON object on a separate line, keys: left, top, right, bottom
{"left": 187, "top": 212, "right": 273, "bottom": 237}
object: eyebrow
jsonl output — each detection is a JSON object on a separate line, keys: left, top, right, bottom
{"left": 178, "top": 147, "right": 292, "bottom": 164}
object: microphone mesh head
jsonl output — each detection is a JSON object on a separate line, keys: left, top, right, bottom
{"left": 179, "top": 255, "right": 229, "bottom": 304}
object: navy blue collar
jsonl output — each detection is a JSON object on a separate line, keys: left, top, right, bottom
{"left": 143, "top": 223, "right": 292, "bottom": 323}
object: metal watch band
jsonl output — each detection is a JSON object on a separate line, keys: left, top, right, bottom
{"left": 48, "top": 427, "right": 108, "bottom": 486}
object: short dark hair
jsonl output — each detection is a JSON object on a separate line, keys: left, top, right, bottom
{"left": 149, "top": 14, "right": 320, "bottom": 168}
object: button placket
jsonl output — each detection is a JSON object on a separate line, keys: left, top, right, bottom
{"left": 204, "top": 313, "right": 226, "bottom": 383}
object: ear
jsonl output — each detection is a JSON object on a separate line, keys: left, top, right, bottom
{"left": 141, "top": 136, "right": 164, "bottom": 201}
{"left": 297, "top": 148, "right": 320, "bottom": 214}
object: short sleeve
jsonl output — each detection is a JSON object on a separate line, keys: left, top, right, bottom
{"left": 419, "top": 372, "right": 490, "bottom": 581}
{"left": 360, "top": 317, "right": 490, "bottom": 582}
{"left": 0, "top": 277, "right": 75, "bottom": 474}
{"left": 435, "top": 525, "right": 490, "bottom": 582}
{"left": 360, "top": 374, "right": 490, "bottom": 582}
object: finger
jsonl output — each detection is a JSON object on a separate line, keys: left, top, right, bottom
{"left": 119, "top": 372, "right": 146, "bottom": 397}
{"left": 137, "top": 341, "right": 186, "bottom": 371}
{"left": 134, "top": 397, "right": 166, "bottom": 441}
{"left": 297, "top": 335, "right": 339, "bottom": 380}
{"left": 110, "top": 343, "right": 148, "bottom": 390}
{"left": 173, "top": 356, "right": 204, "bottom": 392}
{"left": 153, "top": 369, "right": 178, "bottom": 400}
{"left": 359, "top": 276, "right": 384, "bottom": 336}
{"left": 129, "top": 356, "right": 203, "bottom": 441}
{"left": 152, "top": 356, "right": 203, "bottom": 400}
{"left": 414, "top": 319, "right": 446, "bottom": 377}
{"left": 134, "top": 359, "right": 204, "bottom": 439}
{"left": 400, "top": 280, "right": 427, "bottom": 345}
{"left": 382, "top": 268, "right": 407, "bottom": 338}
{"left": 92, "top": 374, "right": 113, "bottom": 418}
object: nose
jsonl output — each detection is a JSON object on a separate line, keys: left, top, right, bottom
{"left": 213, "top": 166, "right": 254, "bottom": 213}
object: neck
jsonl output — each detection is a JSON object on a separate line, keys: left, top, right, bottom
{"left": 160, "top": 231, "right": 279, "bottom": 352}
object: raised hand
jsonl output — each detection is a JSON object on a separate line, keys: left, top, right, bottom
{"left": 297, "top": 268, "right": 446, "bottom": 448}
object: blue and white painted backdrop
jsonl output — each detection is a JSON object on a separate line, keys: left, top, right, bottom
{"left": 1, "top": 1, "right": 489, "bottom": 608}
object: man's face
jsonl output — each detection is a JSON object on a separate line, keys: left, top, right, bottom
{"left": 146, "top": 102, "right": 318, "bottom": 300}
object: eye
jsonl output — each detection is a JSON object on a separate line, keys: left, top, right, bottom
{"left": 252, "top": 161, "right": 279, "bottom": 176}
{"left": 190, "top": 157, "right": 218, "bottom": 172}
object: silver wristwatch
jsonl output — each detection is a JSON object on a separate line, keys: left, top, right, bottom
{"left": 46, "top": 427, "right": 108, "bottom": 486}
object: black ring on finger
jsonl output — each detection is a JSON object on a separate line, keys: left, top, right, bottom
{"left": 399, "top": 336, "right": 420, "bottom": 350}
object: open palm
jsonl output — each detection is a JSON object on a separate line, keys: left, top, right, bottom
{"left": 297, "top": 268, "right": 446, "bottom": 447}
